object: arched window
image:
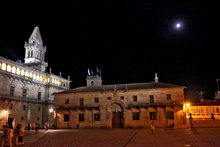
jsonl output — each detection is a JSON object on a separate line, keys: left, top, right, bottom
{"left": 29, "top": 72, "right": 33, "bottom": 78}
{"left": 1, "top": 63, "right": 6, "bottom": 70}
{"left": 7, "top": 65, "right": 11, "bottom": 72}
{"left": 12, "top": 66, "right": 16, "bottom": 73}
{"left": 21, "top": 69, "right": 24, "bottom": 76}
{"left": 33, "top": 74, "right": 36, "bottom": 80}
{"left": 16, "top": 68, "right": 20, "bottom": 75}
{"left": 25, "top": 71, "right": 29, "bottom": 77}
{"left": 36, "top": 75, "right": 40, "bottom": 81}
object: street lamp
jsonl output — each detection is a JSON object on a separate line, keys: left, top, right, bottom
{"left": 49, "top": 108, "right": 54, "bottom": 113}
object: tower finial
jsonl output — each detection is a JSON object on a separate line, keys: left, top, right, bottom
{"left": 59, "top": 71, "right": 62, "bottom": 77}
{"left": 49, "top": 67, "right": 52, "bottom": 73}
{"left": 154, "top": 73, "right": 159, "bottom": 83}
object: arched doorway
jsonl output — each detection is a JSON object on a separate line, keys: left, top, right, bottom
{"left": 106, "top": 103, "right": 124, "bottom": 128}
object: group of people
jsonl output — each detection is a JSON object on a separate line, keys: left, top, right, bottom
{"left": 150, "top": 121, "right": 175, "bottom": 134}
{"left": 1, "top": 123, "right": 24, "bottom": 147}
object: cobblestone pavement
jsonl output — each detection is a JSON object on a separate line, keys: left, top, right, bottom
{"left": 1, "top": 128, "right": 220, "bottom": 147}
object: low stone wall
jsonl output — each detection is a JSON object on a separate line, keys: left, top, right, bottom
{"left": 191, "top": 119, "right": 220, "bottom": 127}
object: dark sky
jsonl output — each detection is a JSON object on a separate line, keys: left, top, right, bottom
{"left": 1, "top": 1, "right": 220, "bottom": 100}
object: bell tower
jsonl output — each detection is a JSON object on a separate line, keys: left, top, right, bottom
{"left": 86, "top": 68, "right": 102, "bottom": 86}
{"left": 24, "top": 26, "right": 48, "bottom": 72}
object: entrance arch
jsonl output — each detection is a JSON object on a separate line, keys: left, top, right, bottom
{"left": 106, "top": 102, "right": 124, "bottom": 128}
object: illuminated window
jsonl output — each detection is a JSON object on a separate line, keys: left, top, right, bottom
{"left": 133, "top": 112, "right": 140, "bottom": 120}
{"left": 0, "top": 62, "right": 1, "bottom": 69}
{"left": 29, "top": 72, "right": 33, "bottom": 78}
{"left": 47, "top": 78, "right": 50, "bottom": 82}
{"left": 52, "top": 78, "right": 54, "bottom": 84}
{"left": 36, "top": 75, "right": 39, "bottom": 81}
{"left": 12, "top": 66, "right": 16, "bottom": 73}
{"left": 21, "top": 69, "right": 24, "bottom": 76}
{"left": 33, "top": 74, "right": 36, "bottom": 80}
{"left": 16, "top": 68, "right": 20, "bottom": 75}
{"left": 25, "top": 71, "right": 29, "bottom": 77}
{"left": 206, "top": 107, "right": 210, "bottom": 113}
{"left": 1, "top": 63, "right": 6, "bottom": 70}
{"left": 7, "top": 65, "right": 11, "bottom": 72}
{"left": 212, "top": 107, "right": 215, "bottom": 113}
{"left": 39, "top": 76, "right": 42, "bottom": 81}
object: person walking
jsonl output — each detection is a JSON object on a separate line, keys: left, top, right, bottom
{"left": 1, "top": 125, "right": 7, "bottom": 147}
{"left": 14, "top": 123, "right": 20, "bottom": 145}
{"left": 150, "top": 121, "right": 155, "bottom": 134}
{"left": 6, "top": 123, "right": 14, "bottom": 147}
{"left": 18, "top": 124, "right": 24, "bottom": 145}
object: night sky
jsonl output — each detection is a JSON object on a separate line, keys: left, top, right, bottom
{"left": 1, "top": 1, "right": 220, "bottom": 101}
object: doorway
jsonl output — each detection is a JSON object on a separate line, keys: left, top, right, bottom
{"left": 112, "top": 112, "right": 123, "bottom": 128}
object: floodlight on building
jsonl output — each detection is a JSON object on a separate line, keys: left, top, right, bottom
{"left": 186, "top": 103, "right": 190, "bottom": 107}
{"left": 49, "top": 108, "right": 54, "bottom": 113}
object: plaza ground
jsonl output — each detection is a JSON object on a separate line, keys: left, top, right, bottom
{"left": 1, "top": 128, "right": 220, "bottom": 147}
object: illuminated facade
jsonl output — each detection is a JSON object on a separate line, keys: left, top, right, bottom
{"left": 54, "top": 74, "right": 186, "bottom": 129}
{"left": 0, "top": 26, "right": 71, "bottom": 128}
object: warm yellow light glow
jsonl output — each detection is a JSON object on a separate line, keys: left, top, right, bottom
{"left": 25, "top": 71, "right": 29, "bottom": 77}
{"left": 47, "top": 78, "right": 50, "bottom": 83}
{"left": 2, "top": 110, "right": 8, "bottom": 115}
{"left": 7, "top": 65, "right": 11, "bottom": 72}
{"left": 21, "top": 69, "right": 24, "bottom": 76}
{"left": 29, "top": 72, "right": 33, "bottom": 78}
{"left": 186, "top": 103, "right": 190, "bottom": 107}
{"left": 36, "top": 75, "right": 39, "bottom": 81}
{"left": 0, "top": 62, "right": 1, "bottom": 69}
{"left": 52, "top": 78, "right": 54, "bottom": 84}
{"left": 33, "top": 74, "right": 36, "bottom": 80}
{"left": 1, "top": 63, "right": 6, "bottom": 70}
{"left": 12, "top": 66, "right": 16, "bottom": 73}
{"left": 39, "top": 76, "right": 42, "bottom": 81}
{"left": 16, "top": 68, "right": 20, "bottom": 75}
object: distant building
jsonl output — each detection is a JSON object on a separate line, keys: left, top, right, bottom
{"left": 54, "top": 73, "right": 186, "bottom": 129}
{"left": 0, "top": 26, "right": 71, "bottom": 128}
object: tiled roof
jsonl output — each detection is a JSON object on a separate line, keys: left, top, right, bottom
{"left": 55, "top": 82, "right": 185, "bottom": 94}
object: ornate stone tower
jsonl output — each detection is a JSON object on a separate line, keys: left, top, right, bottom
{"left": 24, "top": 26, "right": 48, "bottom": 72}
{"left": 86, "top": 68, "right": 102, "bottom": 86}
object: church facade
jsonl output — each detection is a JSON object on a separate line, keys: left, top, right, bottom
{"left": 54, "top": 73, "right": 186, "bottom": 129}
{"left": 0, "top": 26, "right": 71, "bottom": 128}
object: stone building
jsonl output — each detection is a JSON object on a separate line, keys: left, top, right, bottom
{"left": 0, "top": 26, "right": 71, "bottom": 128}
{"left": 54, "top": 73, "right": 186, "bottom": 129}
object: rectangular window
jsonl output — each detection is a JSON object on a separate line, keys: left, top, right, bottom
{"left": 95, "top": 97, "right": 99, "bottom": 103}
{"left": 80, "top": 98, "right": 84, "bottom": 106}
{"left": 94, "top": 113, "right": 101, "bottom": 121}
{"left": 23, "top": 105, "right": 26, "bottom": 111}
{"left": 21, "top": 117, "right": 24, "bottom": 121}
{"left": 107, "top": 97, "right": 111, "bottom": 100}
{"left": 10, "top": 86, "right": 14, "bottom": 96}
{"left": 167, "top": 94, "right": 171, "bottom": 100}
{"left": 167, "top": 111, "right": 174, "bottom": 119}
{"left": 64, "top": 114, "right": 70, "bottom": 122}
{"left": 38, "top": 92, "right": 41, "bottom": 100}
{"left": 133, "top": 96, "right": 137, "bottom": 102}
{"left": 65, "top": 99, "right": 69, "bottom": 104}
{"left": 149, "top": 95, "right": 154, "bottom": 103}
{"left": 133, "top": 112, "right": 140, "bottom": 120}
{"left": 79, "top": 114, "right": 85, "bottom": 121}
{"left": 9, "top": 104, "right": 13, "bottom": 110}
{"left": 150, "top": 112, "right": 156, "bottom": 120}
{"left": 38, "top": 106, "right": 41, "bottom": 111}
{"left": 37, "top": 117, "right": 40, "bottom": 120}
{"left": 23, "top": 89, "right": 27, "bottom": 98}
{"left": 216, "top": 107, "right": 220, "bottom": 113}
{"left": 120, "top": 96, "right": 124, "bottom": 100}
